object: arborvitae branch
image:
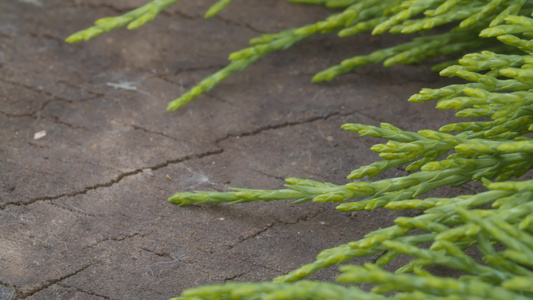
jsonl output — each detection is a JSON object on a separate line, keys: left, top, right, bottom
{"left": 171, "top": 280, "right": 387, "bottom": 300}
{"left": 337, "top": 263, "right": 530, "bottom": 299}
{"left": 167, "top": 5, "right": 533, "bottom": 298}
{"left": 65, "top": 0, "right": 180, "bottom": 43}
{"left": 204, "top": 0, "right": 233, "bottom": 18}
{"left": 64, "top": 1, "right": 533, "bottom": 299}
{"left": 67, "top": 0, "right": 533, "bottom": 109}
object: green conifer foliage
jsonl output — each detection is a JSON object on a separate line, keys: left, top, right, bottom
{"left": 66, "top": 1, "right": 533, "bottom": 299}
{"left": 67, "top": 0, "right": 533, "bottom": 110}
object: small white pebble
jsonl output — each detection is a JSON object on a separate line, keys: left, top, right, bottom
{"left": 33, "top": 130, "right": 46, "bottom": 140}
{"left": 218, "top": 218, "right": 225, "bottom": 221}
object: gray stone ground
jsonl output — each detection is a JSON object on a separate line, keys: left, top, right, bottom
{"left": 0, "top": 1, "right": 471, "bottom": 299}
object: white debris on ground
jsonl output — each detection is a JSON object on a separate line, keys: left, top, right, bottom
{"left": 33, "top": 130, "right": 46, "bottom": 140}
{"left": 106, "top": 81, "right": 138, "bottom": 91}
{"left": 106, "top": 81, "right": 149, "bottom": 96}
{"left": 182, "top": 165, "right": 217, "bottom": 189}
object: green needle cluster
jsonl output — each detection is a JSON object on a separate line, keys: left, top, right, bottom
{"left": 167, "top": 4, "right": 533, "bottom": 300}
{"left": 66, "top": 0, "right": 533, "bottom": 109}
{"left": 173, "top": 180, "right": 533, "bottom": 299}
{"left": 65, "top": 0, "right": 180, "bottom": 43}
{"left": 171, "top": 280, "right": 388, "bottom": 300}
{"left": 204, "top": 0, "right": 233, "bottom": 18}
{"left": 64, "top": 1, "right": 533, "bottom": 299}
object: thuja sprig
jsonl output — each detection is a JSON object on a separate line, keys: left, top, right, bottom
{"left": 173, "top": 180, "right": 533, "bottom": 299}
{"left": 167, "top": 0, "right": 394, "bottom": 110}
{"left": 67, "top": 0, "right": 533, "bottom": 110}
{"left": 273, "top": 180, "right": 533, "bottom": 283}
{"left": 66, "top": 0, "right": 180, "bottom": 43}
{"left": 63, "top": 1, "right": 533, "bottom": 299}
{"left": 204, "top": 0, "right": 233, "bottom": 18}
{"left": 312, "top": 30, "right": 491, "bottom": 81}
{"left": 337, "top": 264, "right": 531, "bottom": 299}
{"left": 169, "top": 151, "right": 531, "bottom": 211}
{"left": 170, "top": 7, "right": 533, "bottom": 298}
{"left": 171, "top": 280, "right": 388, "bottom": 300}
{"left": 169, "top": 114, "right": 532, "bottom": 210}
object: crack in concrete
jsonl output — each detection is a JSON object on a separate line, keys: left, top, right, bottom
{"left": 3, "top": 102, "right": 357, "bottom": 212}
{"left": 0, "top": 77, "right": 72, "bottom": 104}
{"left": 0, "top": 96, "right": 53, "bottom": 120}
{"left": 0, "top": 79, "right": 102, "bottom": 126}
{"left": 252, "top": 169, "right": 285, "bottom": 181}
{"left": 228, "top": 208, "right": 325, "bottom": 247}
{"left": 166, "top": 7, "right": 267, "bottom": 34}
{"left": 27, "top": 31, "right": 64, "bottom": 44}
{"left": 223, "top": 271, "right": 246, "bottom": 282}
{"left": 0, "top": 77, "right": 102, "bottom": 121}
{"left": 149, "top": 64, "right": 228, "bottom": 80}
{"left": 56, "top": 283, "right": 116, "bottom": 300}
{"left": 0, "top": 109, "right": 35, "bottom": 119}
{"left": 50, "top": 202, "right": 95, "bottom": 218}
{"left": 130, "top": 124, "right": 178, "bottom": 142}
{"left": 213, "top": 15, "right": 266, "bottom": 34}
{"left": 349, "top": 109, "right": 383, "bottom": 124}
{"left": 20, "top": 265, "right": 90, "bottom": 299}
{"left": 65, "top": 1, "right": 131, "bottom": 14}
{"left": 26, "top": 141, "right": 48, "bottom": 150}
{"left": 223, "top": 209, "right": 325, "bottom": 281}
{"left": 84, "top": 232, "right": 145, "bottom": 250}
{"left": 240, "top": 257, "right": 284, "bottom": 275}
{"left": 229, "top": 222, "right": 275, "bottom": 249}
{"left": 281, "top": 208, "right": 325, "bottom": 226}
{"left": 47, "top": 115, "right": 88, "bottom": 131}
{"left": 0, "top": 105, "right": 360, "bottom": 210}
{"left": 140, "top": 247, "right": 171, "bottom": 258}
{"left": 0, "top": 149, "right": 224, "bottom": 210}
{"left": 57, "top": 80, "right": 105, "bottom": 98}
{"left": 162, "top": 9, "right": 196, "bottom": 20}
{"left": 223, "top": 216, "right": 317, "bottom": 277}
{"left": 204, "top": 93, "right": 230, "bottom": 104}
{"left": 214, "top": 110, "right": 346, "bottom": 146}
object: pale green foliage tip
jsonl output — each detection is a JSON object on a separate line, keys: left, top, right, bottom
{"left": 204, "top": 0, "right": 233, "bottom": 18}
{"left": 65, "top": 0, "right": 180, "bottom": 43}
{"left": 66, "top": 1, "right": 533, "bottom": 299}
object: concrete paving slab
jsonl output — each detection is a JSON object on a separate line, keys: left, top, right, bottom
{"left": 0, "top": 1, "right": 469, "bottom": 299}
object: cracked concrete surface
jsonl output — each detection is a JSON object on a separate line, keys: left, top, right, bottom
{"left": 1, "top": 0, "right": 465, "bottom": 299}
